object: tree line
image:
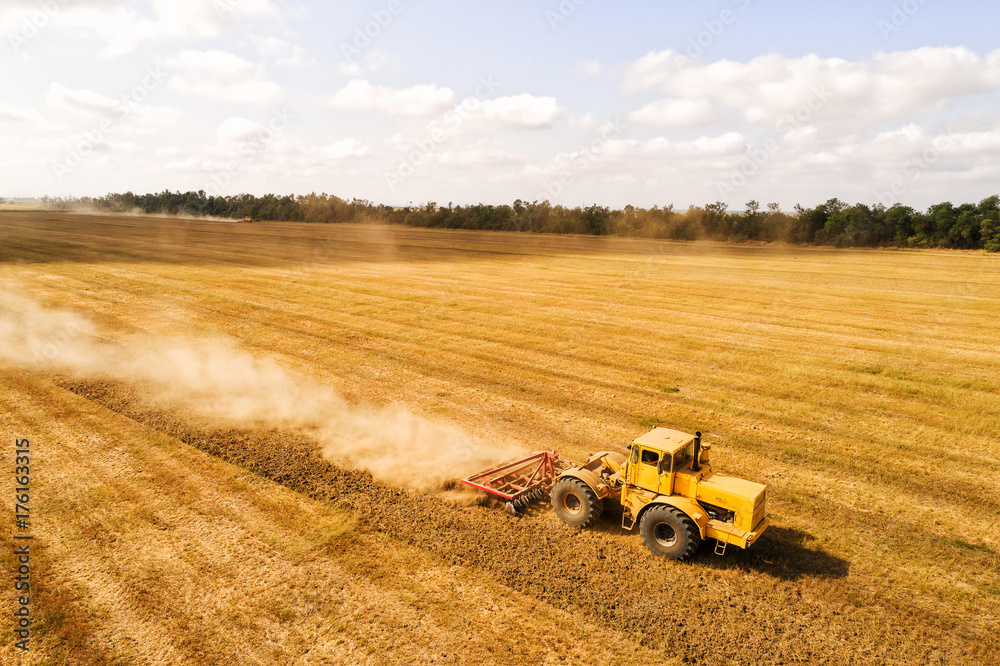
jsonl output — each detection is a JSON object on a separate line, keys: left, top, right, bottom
{"left": 47, "top": 190, "right": 1000, "bottom": 251}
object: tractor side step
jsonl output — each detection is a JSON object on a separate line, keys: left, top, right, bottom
{"left": 714, "top": 538, "right": 728, "bottom": 556}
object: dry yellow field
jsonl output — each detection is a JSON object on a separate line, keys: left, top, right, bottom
{"left": 1, "top": 211, "right": 998, "bottom": 665}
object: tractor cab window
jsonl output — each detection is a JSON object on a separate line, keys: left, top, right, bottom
{"left": 640, "top": 449, "right": 659, "bottom": 466}
{"left": 673, "top": 441, "right": 696, "bottom": 471}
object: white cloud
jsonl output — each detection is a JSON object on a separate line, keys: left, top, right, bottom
{"left": 847, "top": 124, "right": 1000, "bottom": 168}
{"left": 325, "top": 80, "right": 454, "bottom": 117}
{"left": 338, "top": 62, "right": 364, "bottom": 77}
{"left": 575, "top": 60, "right": 605, "bottom": 76}
{"left": 467, "top": 94, "right": 563, "bottom": 129}
{"left": 436, "top": 137, "right": 518, "bottom": 166}
{"left": 254, "top": 36, "right": 315, "bottom": 68}
{"left": 165, "top": 49, "right": 284, "bottom": 105}
{"left": 626, "top": 98, "right": 716, "bottom": 127}
{"left": 151, "top": 0, "right": 277, "bottom": 37}
{"left": 637, "top": 132, "right": 746, "bottom": 158}
{"left": 621, "top": 46, "right": 1000, "bottom": 125}
{"left": 0, "top": 102, "right": 43, "bottom": 123}
{"left": 46, "top": 83, "right": 181, "bottom": 134}
{"left": 217, "top": 117, "right": 269, "bottom": 143}
{"left": 168, "top": 49, "right": 252, "bottom": 78}
{"left": 1, "top": 0, "right": 282, "bottom": 59}
{"left": 322, "top": 139, "right": 369, "bottom": 160}
{"left": 338, "top": 48, "right": 390, "bottom": 76}
{"left": 522, "top": 131, "right": 746, "bottom": 183}
{"left": 46, "top": 83, "right": 120, "bottom": 118}
{"left": 166, "top": 125, "right": 367, "bottom": 185}
{"left": 948, "top": 128, "right": 1000, "bottom": 156}
{"left": 56, "top": 6, "right": 158, "bottom": 60}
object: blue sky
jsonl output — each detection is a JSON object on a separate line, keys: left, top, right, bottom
{"left": 2, "top": 0, "right": 999, "bottom": 210}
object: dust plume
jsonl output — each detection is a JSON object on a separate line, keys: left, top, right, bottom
{"left": 67, "top": 204, "right": 240, "bottom": 223}
{"left": 0, "top": 291, "right": 522, "bottom": 492}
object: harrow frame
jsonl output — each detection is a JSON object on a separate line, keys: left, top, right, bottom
{"left": 462, "top": 451, "right": 574, "bottom": 515}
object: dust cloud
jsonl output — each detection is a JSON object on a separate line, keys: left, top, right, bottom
{"left": 0, "top": 291, "right": 522, "bottom": 492}
{"left": 67, "top": 204, "right": 239, "bottom": 223}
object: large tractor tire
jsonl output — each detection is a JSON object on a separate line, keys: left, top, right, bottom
{"left": 639, "top": 505, "right": 700, "bottom": 560}
{"left": 550, "top": 477, "right": 603, "bottom": 528}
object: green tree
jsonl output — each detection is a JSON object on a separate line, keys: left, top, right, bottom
{"left": 946, "top": 203, "right": 980, "bottom": 249}
{"left": 979, "top": 195, "right": 1000, "bottom": 252}
{"left": 704, "top": 201, "right": 730, "bottom": 238}
{"left": 734, "top": 200, "right": 763, "bottom": 240}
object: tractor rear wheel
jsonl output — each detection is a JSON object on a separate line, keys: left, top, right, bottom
{"left": 550, "top": 478, "right": 603, "bottom": 528}
{"left": 639, "top": 505, "right": 700, "bottom": 560}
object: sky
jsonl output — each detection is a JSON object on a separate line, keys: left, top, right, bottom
{"left": 1, "top": 0, "right": 999, "bottom": 210}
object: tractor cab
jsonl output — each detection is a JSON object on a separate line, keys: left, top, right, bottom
{"left": 623, "top": 428, "right": 709, "bottom": 495}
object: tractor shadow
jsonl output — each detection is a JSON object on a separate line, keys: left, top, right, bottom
{"left": 697, "top": 525, "right": 849, "bottom": 581}
{"left": 592, "top": 503, "right": 848, "bottom": 581}
{"left": 501, "top": 496, "right": 848, "bottom": 582}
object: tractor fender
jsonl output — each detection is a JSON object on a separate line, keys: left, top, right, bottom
{"left": 558, "top": 469, "right": 613, "bottom": 500}
{"left": 637, "top": 496, "right": 710, "bottom": 538}
{"left": 583, "top": 450, "right": 626, "bottom": 473}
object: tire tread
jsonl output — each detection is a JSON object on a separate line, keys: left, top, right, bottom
{"left": 639, "top": 505, "right": 700, "bottom": 561}
{"left": 550, "top": 477, "right": 603, "bottom": 528}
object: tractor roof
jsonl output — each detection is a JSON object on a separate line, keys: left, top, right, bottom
{"left": 632, "top": 427, "right": 695, "bottom": 454}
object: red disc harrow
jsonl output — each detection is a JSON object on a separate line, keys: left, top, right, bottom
{"left": 461, "top": 451, "right": 574, "bottom": 515}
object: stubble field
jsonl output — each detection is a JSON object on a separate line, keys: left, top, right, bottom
{"left": 1, "top": 211, "right": 998, "bottom": 665}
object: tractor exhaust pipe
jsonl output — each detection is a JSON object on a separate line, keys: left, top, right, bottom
{"left": 692, "top": 431, "right": 702, "bottom": 472}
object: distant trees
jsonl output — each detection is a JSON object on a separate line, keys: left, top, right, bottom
{"left": 981, "top": 196, "right": 1000, "bottom": 252}
{"left": 86, "top": 190, "right": 308, "bottom": 221}
{"left": 65, "top": 190, "right": 1000, "bottom": 251}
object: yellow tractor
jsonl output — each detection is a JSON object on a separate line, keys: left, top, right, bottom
{"left": 463, "top": 427, "right": 769, "bottom": 560}
{"left": 552, "top": 428, "right": 768, "bottom": 559}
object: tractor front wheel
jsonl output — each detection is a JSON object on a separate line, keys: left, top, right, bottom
{"left": 639, "top": 505, "right": 700, "bottom": 560}
{"left": 550, "top": 478, "right": 603, "bottom": 528}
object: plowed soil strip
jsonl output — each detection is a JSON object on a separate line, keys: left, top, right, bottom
{"left": 59, "top": 377, "right": 982, "bottom": 666}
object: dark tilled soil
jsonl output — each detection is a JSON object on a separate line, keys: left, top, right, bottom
{"left": 61, "top": 378, "right": 974, "bottom": 665}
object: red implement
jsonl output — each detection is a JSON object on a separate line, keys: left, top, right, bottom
{"left": 462, "top": 451, "right": 575, "bottom": 515}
